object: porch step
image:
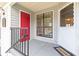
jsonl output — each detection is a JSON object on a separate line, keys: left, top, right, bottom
{"left": 9, "top": 48, "right": 24, "bottom": 56}
{"left": 1, "top": 52, "right": 14, "bottom": 56}
{"left": 1, "top": 48, "right": 23, "bottom": 56}
{"left": 5, "top": 53, "right": 14, "bottom": 56}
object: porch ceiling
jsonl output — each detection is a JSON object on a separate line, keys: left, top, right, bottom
{"left": 16, "top": 2, "right": 60, "bottom": 12}
{"left": 0, "top": 2, "right": 7, "bottom": 7}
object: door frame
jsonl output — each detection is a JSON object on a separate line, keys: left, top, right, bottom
{"left": 19, "top": 10, "right": 31, "bottom": 38}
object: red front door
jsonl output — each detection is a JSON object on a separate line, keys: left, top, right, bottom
{"left": 20, "top": 11, "right": 30, "bottom": 42}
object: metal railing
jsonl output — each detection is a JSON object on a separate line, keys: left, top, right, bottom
{"left": 6, "top": 27, "right": 29, "bottom": 56}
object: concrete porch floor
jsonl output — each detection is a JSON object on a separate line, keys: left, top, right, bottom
{"left": 29, "top": 39, "right": 60, "bottom": 56}
{"left": 9, "top": 39, "right": 61, "bottom": 56}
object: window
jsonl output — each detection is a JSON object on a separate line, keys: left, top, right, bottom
{"left": 37, "top": 11, "right": 53, "bottom": 38}
{"left": 60, "top": 3, "right": 74, "bottom": 27}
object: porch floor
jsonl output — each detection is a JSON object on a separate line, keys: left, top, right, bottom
{"left": 29, "top": 39, "right": 61, "bottom": 56}
{"left": 9, "top": 39, "right": 61, "bottom": 56}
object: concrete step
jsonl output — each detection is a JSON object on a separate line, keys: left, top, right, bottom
{"left": 5, "top": 53, "right": 14, "bottom": 56}
{"left": 9, "top": 48, "right": 24, "bottom": 56}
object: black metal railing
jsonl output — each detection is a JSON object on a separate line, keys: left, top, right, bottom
{"left": 6, "top": 27, "right": 29, "bottom": 56}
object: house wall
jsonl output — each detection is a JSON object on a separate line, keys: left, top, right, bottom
{"left": 34, "top": 5, "right": 58, "bottom": 44}
{"left": 1, "top": 2, "right": 16, "bottom": 56}
{"left": 33, "top": 2, "right": 77, "bottom": 55}
{"left": 34, "top": 2, "right": 70, "bottom": 44}
{"left": 57, "top": 3, "right": 76, "bottom": 55}
{"left": 1, "top": 6, "right": 11, "bottom": 56}
{"left": 1, "top": 3, "right": 35, "bottom": 56}
{"left": 11, "top": 3, "right": 35, "bottom": 40}
{"left": 74, "top": 2, "right": 79, "bottom": 55}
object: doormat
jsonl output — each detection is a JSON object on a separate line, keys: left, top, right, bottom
{"left": 54, "top": 46, "right": 75, "bottom": 56}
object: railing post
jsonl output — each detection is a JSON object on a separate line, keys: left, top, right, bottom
{"left": 27, "top": 40, "right": 29, "bottom": 56}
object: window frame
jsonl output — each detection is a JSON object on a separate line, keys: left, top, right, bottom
{"left": 36, "top": 11, "right": 53, "bottom": 38}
